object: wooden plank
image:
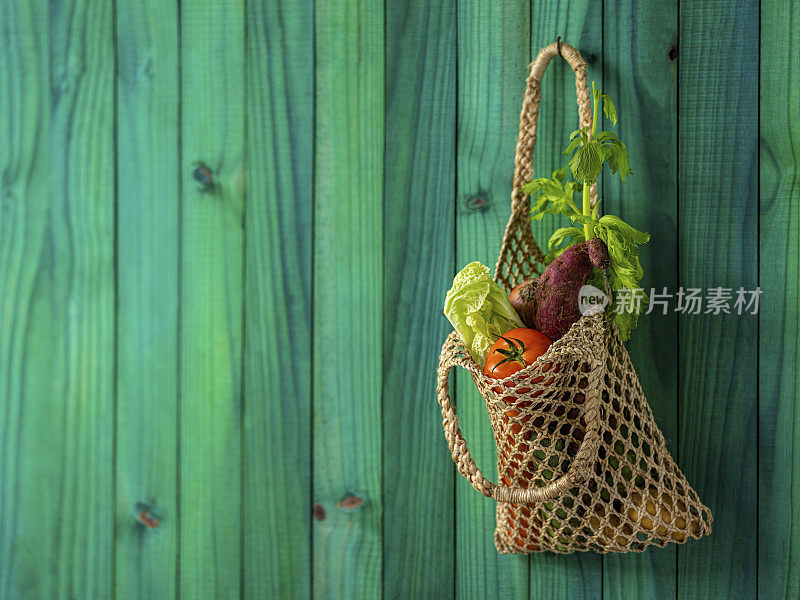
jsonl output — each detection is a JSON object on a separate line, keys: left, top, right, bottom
{"left": 313, "top": 0, "right": 383, "bottom": 597}
{"left": 179, "top": 1, "right": 245, "bottom": 597}
{"left": 677, "top": 1, "right": 758, "bottom": 598}
{"left": 758, "top": 0, "right": 800, "bottom": 597}
{"left": 528, "top": 3, "right": 604, "bottom": 598}
{"left": 383, "top": 1, "right": 456, "bottom": 598}
{"left": 455, "top": 2, "right": 530, "bottom": 597}
{"left": 0, "top": 3, "right": 53, "bottom": 598}
{"left": 0, "top": 0, "right": 115, "bottom": 598}
{"left": 602, "top": 1, "right": 678, "bottom": 598}
{"left": 49, "top": 3, "right": 117, "bottom": 592}
{"left": 114, "top": 1, "right": 179, "bottom": 597}
{"left": 243, "top": 1, "right": 313, "bottom": 599}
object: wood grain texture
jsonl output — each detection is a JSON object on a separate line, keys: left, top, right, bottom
{"left": 602, "top": 1, "right": 678, "bottom": 598}
{"left": 0, "top": 0, "right": 115, "bottom": 598}
{"left": 313, "top": 0, "right": 383, "bottom": 597}
{"left": 528, "top": 4, "right": 604, "bottom": 598}
{"left": 115, "top": 1, "right": 179, "bottom": 597}
{"left": 759, "top": 0, "right": 800, "bottom": 597}
{"left": 383, "top": 1, "right": 457, "bottom": 599}
{"left": 677, "top": 1, "right": 758, "bottom": 598}
{"left": 0, "top": 2, "right": 54, "bottom": 598}
{"left": 455, "top": 2, "right": 530, "bottom": 598}
{"left": 243, "top": 1, "right": 313, "bottom": 599}
{"left": 179, "top": 1, "right": 245, "bottom": 598}
{"left": 2, "top": 3, "right": 800, "bottom": 598}
{"left": 50, "top": 2, "right": 117, "bottom": 592}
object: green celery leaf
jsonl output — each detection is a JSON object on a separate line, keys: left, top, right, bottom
{"left": 601, "top": 137, "right": 632, "bottom": 182}
{"left": 548, "top": 226, "right": 584, "bottom": 250}
{"left": 569, "top": 213, "right": 597, "bottom": 225}
{"left": 610, "top": 288, "right": 649, "bottom": 340}
{"left": 601, "top": 94, "right": 617, "bottom": 126}
{"left": 569, "top": 126, "right": 589, "bottom": 140}
{"left": 563, "top": 182, "right": 581, "bottom": 206}
{"left": 562, "top": 137, "right": 582, "bottom": 156}
{"left": 593, "top": 214, "right": 651, "bottom": 339}
{"left": 612, "top": 302, "right": 638, "bottom": 341}
{"left": 569, "top": 139, "right": 605, "bottom": 183}
{"left": 529, "top": 195, "right": 550, "bottom": 220}
{"left": 596, "top": 130, "right": 619, "bottom": 143}
{"left": 521, "top": 181, "right": 540, "bottom": 195}
{"left": 585, "top": 267, "right": 606, "bottom": 290}
{"left": 522, "top": 177, "right": 552, "bottom": 195}
{"left": 597, "top": 215, "right": 650, "bottom": 245}
{"left": 527, "top": 174, "right": 582, "bottom": 222}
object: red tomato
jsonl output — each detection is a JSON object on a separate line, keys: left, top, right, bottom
{"left": 483, "top": 328, "right": 552, "bottom": 379}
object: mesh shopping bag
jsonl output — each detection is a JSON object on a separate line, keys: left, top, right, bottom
{"left": 435, "top": 40, "right": 712, "bottom": 554}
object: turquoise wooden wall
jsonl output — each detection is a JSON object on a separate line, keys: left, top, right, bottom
{"left": 0, "top": 0, "right": 797, "bottom": 598}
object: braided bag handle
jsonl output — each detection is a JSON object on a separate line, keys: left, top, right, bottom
{"left": 494, "top": 40, "right": 598, "bottom": 289}
{"left": 437, "top": 40, "right": 605, "bottom": 504}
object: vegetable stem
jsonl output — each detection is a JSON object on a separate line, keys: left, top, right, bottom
{"left": 581, "top": 82, "right": 601, "bottom": 240}
{"left": 582, "top": 184, "right": 594, "bottom": 239}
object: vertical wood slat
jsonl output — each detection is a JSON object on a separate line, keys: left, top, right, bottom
{"left": 383, "top": 1, "right": 457, "bottom": 599}
{"left": 759, "top": 0, "right": 800, "bottom": 597}
{"left": 313, "top": 0, "right": 384, "bottom": 597}
{"left": 0, "top": 2, "right": 55, "bottom": 598}
{"left": 179, "top": 1, "right": 245, "bottom": 598}
{"left": 114, "top": 0, "right": 179, "bottom": 597}
{"left": 0, "top": 0, "right": 115, "bottom": 597}
{"left": 243, "top": 0, "right": 313, "bottom": 599}
{"left": 678, "top": 1, "right": 758, "bottom": 598}
{"left": 603, "top": 1, "right": 679, "bottom": 598}
{"left": 528, "top": 4, "right": 604, "bottom": 597}
{"left": 455, "top": 2, "right": 530, "bottom": 598}
{"left": 50, "top": 1, "right": 117, "bottom": 592}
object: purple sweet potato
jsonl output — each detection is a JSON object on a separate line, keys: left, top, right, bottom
{"left": 534, "top": 238, "right": 609, "bottom": 340}
{"left": 587, "top": 237, "right": 610, "bottom": 269}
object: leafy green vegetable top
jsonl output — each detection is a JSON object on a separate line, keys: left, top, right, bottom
{"left": 444, "top": 262, "right": 525, "bottom": 363}
{"left": 522, "top": 82, "right": 650, "bottom": 340}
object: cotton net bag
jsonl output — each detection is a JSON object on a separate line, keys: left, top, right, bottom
{"left": 435, "top": 40, "right": 712, "bottom": 554}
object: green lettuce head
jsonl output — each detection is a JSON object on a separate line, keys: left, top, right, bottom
{"left": 444, "top": 262, "right": 524, "bottom": 364}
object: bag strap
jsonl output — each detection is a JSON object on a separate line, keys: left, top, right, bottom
{"left": 436, "top": 315, "right": 606, "bottom": 504}
{"left": 495, "top": 40, "right": 598, "bottom": 289}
